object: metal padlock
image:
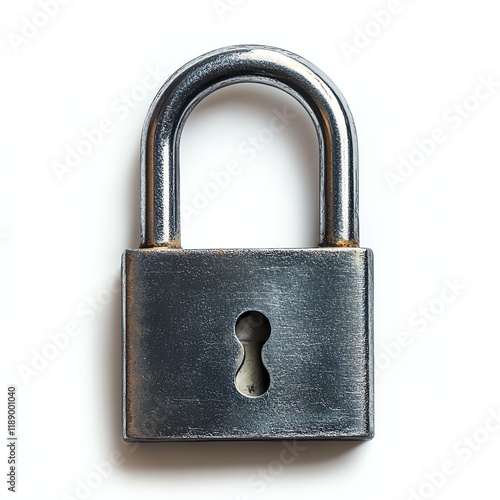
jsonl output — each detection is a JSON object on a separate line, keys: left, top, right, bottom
{"left": 122, "top": 45, "right": 374, "bottom": 441}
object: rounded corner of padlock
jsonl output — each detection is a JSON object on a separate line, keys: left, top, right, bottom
{"left": 361, "top": 421, "right": 375, "bottom": 441}
{"left": 121, "top": 432, "right": 134, "bottom": 443}
{"left": 121, "top": 426, "right": 134, "bottom": 442}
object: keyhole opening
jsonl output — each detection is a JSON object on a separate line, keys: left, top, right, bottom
{"left": 234, "top": 311, "right": 271, "bottom": 398}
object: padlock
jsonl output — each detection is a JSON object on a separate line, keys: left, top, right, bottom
{"left": 122, "top": 45, "right": 374, "bottom": 441}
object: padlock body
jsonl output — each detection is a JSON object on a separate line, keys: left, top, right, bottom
{"left": 123, "top": 247, "right": 374, "bottom": 441}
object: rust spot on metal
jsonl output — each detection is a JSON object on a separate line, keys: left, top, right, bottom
{"left": 140, "top": 241, "right": 182, "bottom": 249}
{"left": 319, "top": 239, "right": 359, "bottom": 248}
{"left": 334, "top": 239, "right": 359, "bottom": 248}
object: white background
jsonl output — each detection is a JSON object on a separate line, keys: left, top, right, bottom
{"left": 1, "top": 1, "right": 500, "bottom": 499}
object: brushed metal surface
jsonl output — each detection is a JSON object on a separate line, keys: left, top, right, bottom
{"left": 123, "top": 248, "right": 374, "bottom": 441}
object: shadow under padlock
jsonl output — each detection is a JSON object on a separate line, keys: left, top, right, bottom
{"left": 121, "top": 45, "right": 374, "bottom": 443}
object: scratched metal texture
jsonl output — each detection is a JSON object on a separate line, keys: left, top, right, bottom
{"left": 123, "top": 247, "right": 374, "bottom": 441}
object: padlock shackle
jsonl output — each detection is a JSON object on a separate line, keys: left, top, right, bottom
{"left": 141, "top": 45, "right": 359, "bottom": 248}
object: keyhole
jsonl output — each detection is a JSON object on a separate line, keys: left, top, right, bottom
{"left": 234, "top": 311, "right": 271, "bottom": 398}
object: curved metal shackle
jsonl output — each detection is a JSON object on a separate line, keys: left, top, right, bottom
{"left": 141, "top": 44, "right": 359, "bottom": 248}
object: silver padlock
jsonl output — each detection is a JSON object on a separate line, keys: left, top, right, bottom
{"left": 122, "top": 45, "right": 374, "bottom": 441}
